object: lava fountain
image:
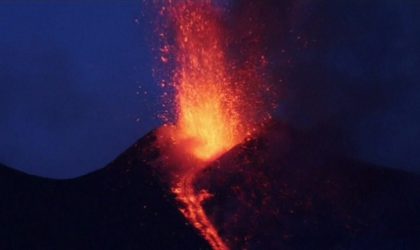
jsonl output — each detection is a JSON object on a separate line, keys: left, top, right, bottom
{"left": 155, "top": 1, "right": 275, "bottom": 249}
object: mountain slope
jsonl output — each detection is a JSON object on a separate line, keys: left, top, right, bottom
{"left": 196, "top": 122, "right": 420, "bottom": 249}
{"left": 1, "top": 123, "right": 419, "bottom": 250}
{"left": 0, "top": 131, "right": 210, "bottom": 250}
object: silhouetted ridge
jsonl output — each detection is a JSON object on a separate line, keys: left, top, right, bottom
{"left": 0, "top": 131, "right": 210, "bottom": 250}
{"left": 1, "top": 124, "right": 419, "bottom": 249}
{"left": 195, "top": 121, "right": 420, "bottom": 249}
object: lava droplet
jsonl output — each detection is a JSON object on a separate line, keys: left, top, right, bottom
{"left": 155, "top": 1, "right": 276, "bottom": 249}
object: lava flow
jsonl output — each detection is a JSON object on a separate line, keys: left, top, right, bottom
{"left": 156, "top": 1, "right": 274, "bottom": 249}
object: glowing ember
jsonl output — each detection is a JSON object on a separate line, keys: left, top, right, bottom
{"left": 172, "top": 170, "right": 228, "bottom": 250}
{"left": 168, "top": 3, "right": 244, "bottom": 162}
{"left": 155, "top": 1, "right": 275, "bottom": 249}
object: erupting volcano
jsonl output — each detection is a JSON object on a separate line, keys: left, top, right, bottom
{"left": 1, "top": 1, "right": 419, "bottom": 250}
{"left": 159, "top": 1, "right": 272, "bottom": 161}
{"left": 167, "top": 2, "right": 243, "bottom": 162}
{"left": 156, "top": 1, "right": 274, "bottom": 249}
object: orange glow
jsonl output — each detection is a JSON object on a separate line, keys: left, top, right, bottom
{"left": 156, "top": 1, "right": 274, "bottom": 250}
{"left": 172, "top": 171, "right": 228, "bottom": 250}
{"left": 165, "top": 2, "right": 234, "bottom": 249}
{"left": 170, "top": 2, "right": 244, "bottom": 162}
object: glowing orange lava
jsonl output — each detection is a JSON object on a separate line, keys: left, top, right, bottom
{"left": 156, "top": 1, "right": 274, "bottom": 249}
{"left": 169, "top": 3, "right": 245, "bottom": 162}
{"left": 172, "top": 170, "right": 228, "bottom": 250}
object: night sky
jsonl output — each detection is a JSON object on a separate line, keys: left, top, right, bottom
{"left": 1, "top": 0, "right": 419, "bottom": 178}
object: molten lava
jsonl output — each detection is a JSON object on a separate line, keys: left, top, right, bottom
{"left": 169, "top": 3, "right": 245, "bottom": 162}
{"left": 156, "top": 1, "right": 274, "bottom": 250}
{"left": 172, "top": 170, "right": 228, "bottom": 250}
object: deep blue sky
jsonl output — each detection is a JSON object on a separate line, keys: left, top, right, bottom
{"left": 0, "top": 2, "right": 161, "bottom": 178}
{"left": 0, "top": 1, "right": 419, "bottom": 178}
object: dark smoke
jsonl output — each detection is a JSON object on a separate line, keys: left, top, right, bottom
{"left": 233, "top": 0, "right": 420, "bottom": 173}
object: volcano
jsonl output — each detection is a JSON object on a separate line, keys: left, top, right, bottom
{"left": 1, "top": 122, "right": 419, "bottom": 249}
{"left": 0, "top": 130, "right": 209, "bottom": 250}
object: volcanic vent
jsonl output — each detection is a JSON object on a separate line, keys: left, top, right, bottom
{"left": 150, "top": 1, "right": 420, "bottom": 250}
{"left": 1, "top": 1, "right": 419, "bottom": 249}
{"left": 0, "top": 122, "right": 419, "bottom": 249}
{"left": 154, "top": 1, "right": 276, "bottom": 250}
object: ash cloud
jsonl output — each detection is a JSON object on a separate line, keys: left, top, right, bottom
{"left": 236, "top": 0, "right": 420, "bottom": 172}
{"left": 1, "top": 1, "right": 418, "bottom": 177}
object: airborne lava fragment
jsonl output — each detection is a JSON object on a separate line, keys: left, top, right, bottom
{"left": 155, "top": 1, "right": 275, "bottom": 249}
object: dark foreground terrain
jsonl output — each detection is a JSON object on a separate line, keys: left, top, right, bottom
{"left": 0, "top": 131, "right": 210, "bottom": 250}
{"left": 1, "top": 122, "right": 419, "bottom": 249}
{"left": 198, "top": 122, "right": 420, "bottom": 249}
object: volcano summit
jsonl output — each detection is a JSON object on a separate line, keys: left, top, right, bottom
{"left": 1, "top": 122, "right": 419, "bottom": 249}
